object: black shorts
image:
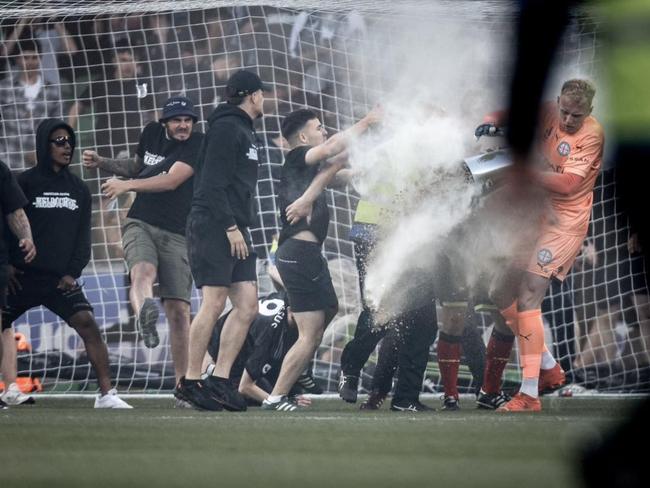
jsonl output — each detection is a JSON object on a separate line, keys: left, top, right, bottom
{"left": 275, "top": 238, "right": 338, "bottom": 313}
{"left": 187, "top": 209, "right": 257, "bottom": 288}
{"left": 1, "top": 271, "right": 93, "bottom": 330}
{"left": 0, "top": 264, "right": 8, "bottom": 309}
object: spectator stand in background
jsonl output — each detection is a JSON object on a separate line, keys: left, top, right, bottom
{"left": 0, "top": 37, "right": 63, "bottom": 170}
{"left": 70, "top": 38, "right": 161, "bottom": 263}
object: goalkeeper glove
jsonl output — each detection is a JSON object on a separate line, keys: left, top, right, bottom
{"left": 475, "top": 123, "right": 505, "bottom": 139}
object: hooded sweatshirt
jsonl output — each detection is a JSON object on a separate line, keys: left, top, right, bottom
{"left": 10, "top": 118, "right": 91, "bottom": 279}
{"left": 192, "top": 103, "right": 259, "bottom": 229}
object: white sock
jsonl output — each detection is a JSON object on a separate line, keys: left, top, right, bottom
{"left": 266, "top": 395, "right": 282, "bottom": 403}
{"left": 541, "top": 350, "right": 558, "bottom": 370}
{"left": 520, "top": 378, "right": 539, "bottom": 398}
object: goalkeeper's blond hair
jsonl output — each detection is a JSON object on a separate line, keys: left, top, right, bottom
{"left": 561, "top": 79, "right": 596, "bottom": 108}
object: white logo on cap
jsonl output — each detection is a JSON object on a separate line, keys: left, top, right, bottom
{"left": 136, "top": 82, "right": 148, "bottom": 99}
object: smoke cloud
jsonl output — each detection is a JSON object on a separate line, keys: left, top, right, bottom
{"left": 343, "top": 7, "right": 515, "bottom": 319}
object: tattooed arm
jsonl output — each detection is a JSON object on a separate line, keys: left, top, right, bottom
{"left": 82, "top": 150, "right": 144, "bottom": 177}
{"left": 6, "top": 208, "right": 36, "bottom": 263}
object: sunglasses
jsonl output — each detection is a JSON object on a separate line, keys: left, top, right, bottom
{"left": 50, "top": 136, "right": 72, "bottom": 147}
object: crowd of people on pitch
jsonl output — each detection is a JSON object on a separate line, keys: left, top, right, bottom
{"left": 0, "top": 67, "right": 633, "bottom": 413}
{"left": 2, "top": 7, "right": 649, "bottom": 411}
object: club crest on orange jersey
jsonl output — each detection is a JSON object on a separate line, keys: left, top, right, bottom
{"left": 537, "top": 248, "right": 553, "bottom": 266}
{"left": 557, "top": 141, "right": 570, "bottom": 156}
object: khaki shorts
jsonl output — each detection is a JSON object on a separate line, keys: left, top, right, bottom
{"left": 122, "top": 218, "right": 193, "bottom": 302}
{"left": 525, "top": 226, "right": 585, "bottom": 281}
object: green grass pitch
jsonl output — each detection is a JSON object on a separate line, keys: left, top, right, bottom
{"left": 0, "top": 396, "right": 640, "bottom": 488}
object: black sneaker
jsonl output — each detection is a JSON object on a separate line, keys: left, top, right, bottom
{"left": 204, "top": 375, "right": 247, "bottom": 412}
{"left": 261, "top": 395, "right": 298, "bottom": 412}
{"left": 0, "top": 398, "right": 8, "bottom": 410}
{"left": 174, "top": 377, "right": 223, "bottom": 411}
{"left": 476, "top": 390, "right": 511, "bottom": 410}
{"left": 441, "top": 395, "right": 460, "bottom": 411}
{"left": 390, "top": 400, "right": 435, "bottom": 412}
{"left": 338, "top": 373, "right": 359, "bottom": 403}
{"left": 297, "top": 373, "right": 323, "bottom": 394}
{"left": 360, "top": 390, "right": 387, "bottom": 410}
{"left": 138, "top": 298, "right": 160, "bottom": 348}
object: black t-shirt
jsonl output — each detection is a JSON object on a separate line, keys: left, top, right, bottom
{"left": 127, "top": 122, "right": 204, "bottom": 236}
{"left": 208, "top": 293, "right": 298, "bottom": 385}
{"left": 0, "top": 160, "right": 28, "bottom": 264}
{"left": 278, "top": 145, "right": 330, "bottom": 246}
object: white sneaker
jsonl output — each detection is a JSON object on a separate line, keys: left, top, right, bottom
{"left": 174, "top": 398, "right": 193, "bottom": 409}
{"left": 1, "top": 383, "right": 35, "bottom": 406}
{"left": 94, "top": 389, "right": 133, "bottom": 409}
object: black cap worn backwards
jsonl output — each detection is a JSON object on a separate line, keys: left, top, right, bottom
{"left": 159, "top": 96, "right": 198, "bottom": 122}
{"left": 226, "top": 70, "right": 270, "bottom": 98}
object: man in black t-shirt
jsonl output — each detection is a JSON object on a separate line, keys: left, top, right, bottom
{"left": 0, "top": 159, "right": 36, "bottom": 408}
{"left": 82, "top": 96, "right": 203, "bottom": 384}
{"left": 261, "top": 107, "right": 381, "bottom": 411}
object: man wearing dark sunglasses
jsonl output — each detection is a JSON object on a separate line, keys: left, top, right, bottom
{"left": 1, "top": 118, "right": 131, "bottom": 408}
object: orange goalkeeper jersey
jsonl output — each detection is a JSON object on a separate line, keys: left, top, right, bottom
{"left": 538, "top": 102, "right": 604, "bottom": 236}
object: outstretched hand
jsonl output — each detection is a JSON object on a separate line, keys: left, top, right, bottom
{"left": 291, "top": 395, "right": 312, "bottom": 407}
{"left": 365, "top": 104, "right": 384, "bottom": 126}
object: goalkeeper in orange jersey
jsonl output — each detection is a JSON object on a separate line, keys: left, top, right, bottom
{"left": 477, "top": 79, "right": 604, "bottom": 412}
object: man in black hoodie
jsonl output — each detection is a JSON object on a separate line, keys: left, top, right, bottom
{"left": 175, "top": 70, "right": 268, "bottom": 411}
{"left": 1, "top": 118, "right": 131, "bottom": 408}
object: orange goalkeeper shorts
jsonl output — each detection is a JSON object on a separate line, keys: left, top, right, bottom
{"left": 525, "top": 227, "right": 585, "bottom": 281}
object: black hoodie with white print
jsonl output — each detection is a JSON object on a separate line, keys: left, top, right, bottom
{"left": 9, "top": 118, "right": 91, "bottom": 279}
{"left": 191, "top": 103, "right": 259, "bottom": 230}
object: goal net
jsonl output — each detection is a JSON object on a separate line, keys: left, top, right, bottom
{"left": 1, "top": 1, "right": 646, "bottom": 396}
